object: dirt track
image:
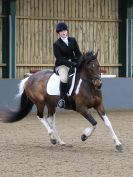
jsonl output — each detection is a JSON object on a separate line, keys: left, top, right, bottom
{"left": 0, "top": 110, "right": 133, "bottom": 177}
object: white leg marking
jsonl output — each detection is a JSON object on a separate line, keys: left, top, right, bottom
{"left": 103, "top": 114, "right": 121, "bottom": 145}
{"left": 47, "top": 115, "right": 65, "bottom": 145}
{"left": 83, "top": 125, "right": 96, "bottom": 137}
{"left": 37, "top": 116, "right": 53, "bottom": 135}
{"left": 75, "top": 79, "right": 82, "bottom": 95}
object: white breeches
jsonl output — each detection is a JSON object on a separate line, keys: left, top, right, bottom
{"left": 56, "top": 65, "right": 69, "bottom": 83}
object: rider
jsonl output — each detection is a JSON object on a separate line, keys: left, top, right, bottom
{"left": 53, "top": 22, "right": 82, "bottom": 108}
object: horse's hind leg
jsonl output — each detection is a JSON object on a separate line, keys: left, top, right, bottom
{"left": 96, "top": 104, "right": 123, "bottom": 152}
{"left": 36, "top": 103, "right": 57, "bottom": 144}
{"left": 37, "top": 114, "right": 61, "bottom": 145}
{"left": 37, "top": 102, "right": 65, "bottom": 145}
{"left": 36, "top": 103, "right": 54, "bottom": 135}
{"left": 46, "top": 107, "right": 66, "bottom": 145}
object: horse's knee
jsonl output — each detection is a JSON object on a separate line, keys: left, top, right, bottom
{"left": 76, "top": 105, "right": 97, "bottom": 126}
{"left": 92, "top": 119, "right": 97, "bottom": 126}
{"left": 86, "top": 118, "right": 97, "bottom": 126}
{"left": 88, "top": 112, "right": 97, "bottom": 126}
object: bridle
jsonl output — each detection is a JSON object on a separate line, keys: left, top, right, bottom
{"left": 77, "top": 50, "right": 102, "bottom": 89}
{"left": 84, "top": 59, "right": 102, "bottom": 89}
{"left": 91, "top": 76, "right": 102, "bottom": 90}
{"left": 90, "top": 61, "right": 102, "bottom": 89}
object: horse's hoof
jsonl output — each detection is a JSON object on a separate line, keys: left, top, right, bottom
{"left": 50, "top": 138, "right": 57, "bottom": 145}
{"left": 81, "top": 134, "right": 88, "bottom": 141}
{"left": 60, "top": 141, "right": 66, "bottom": 145}
{"left": 57, "top": 141, "right": 66, "bottom": 146}
{"left": 116, "top": 144, "right": 123, "bottom": 152}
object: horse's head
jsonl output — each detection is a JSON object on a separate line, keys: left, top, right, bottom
{"left": 81, "top": 50, "right": 102, "bottom": 90}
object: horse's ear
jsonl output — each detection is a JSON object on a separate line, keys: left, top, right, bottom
{"left": 94, "top": 49, "right": 99, "bottom": 58}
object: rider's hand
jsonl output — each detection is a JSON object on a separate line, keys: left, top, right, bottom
{"left": 72, "top": 62, "right": 77, "bottom": 67}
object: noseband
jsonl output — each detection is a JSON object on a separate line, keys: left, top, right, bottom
{"left": 82, "top": 75, "right": 102, "bottom": 90}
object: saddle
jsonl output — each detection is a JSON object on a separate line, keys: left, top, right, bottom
{"left": 47, "top": 67, "right": 76, "bottom": 96}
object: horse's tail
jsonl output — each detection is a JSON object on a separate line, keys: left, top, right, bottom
{"left": 0, "top": 77, "right": 34, "bottom": 123}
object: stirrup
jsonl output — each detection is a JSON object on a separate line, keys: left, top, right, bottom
{"left": 57, "top": 99, "right": 65, "bottom": 108}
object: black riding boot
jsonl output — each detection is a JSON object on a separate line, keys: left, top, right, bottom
{"left": 58, "top": 82, "right": 67, "bottom": 108}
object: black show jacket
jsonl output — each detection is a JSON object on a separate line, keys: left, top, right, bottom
{"left": 53, "top": 37, "right": 82, "bottom": 67}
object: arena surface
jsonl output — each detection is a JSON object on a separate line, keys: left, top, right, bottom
{"left": 0, "top": 110, "right": 133, "bottom": 177}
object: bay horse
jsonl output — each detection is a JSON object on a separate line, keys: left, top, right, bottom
{"left": 0, "top": 51, "right": 123, "bottom": 152}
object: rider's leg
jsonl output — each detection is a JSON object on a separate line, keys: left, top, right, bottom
{"left": 57, "top": 65, "right": 69, "bottom": 108}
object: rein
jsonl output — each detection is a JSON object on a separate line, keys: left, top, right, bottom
{"left": 91, "top": 76, "right": 102, "bottom": 82}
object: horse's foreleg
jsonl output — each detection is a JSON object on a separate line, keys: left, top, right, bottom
{"left": 77, "top": 106, "right": 97, "bottom": 141}
{"left": 81, "top": 126, "right": 96, "bottom": 141}
{"left": 102, "top": 114, "right": 123, "bottom": 151}
{"left": 46, "top": 115, "right": 66, "bottom": 145}
{"left": 96, "top": 104, "right": 123, "bottom": 152}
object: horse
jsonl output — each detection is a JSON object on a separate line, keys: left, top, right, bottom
{"left": 0, "top": 50, "right": 123, "bottom": 152}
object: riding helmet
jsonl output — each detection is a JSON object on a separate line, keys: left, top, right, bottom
{"left": 56, "top": 22, "right": 68, "bottom": 33}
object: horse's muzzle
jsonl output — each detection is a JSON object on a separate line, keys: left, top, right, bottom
{"left": 93, "top": 79, "right": 102, "bottom": 90}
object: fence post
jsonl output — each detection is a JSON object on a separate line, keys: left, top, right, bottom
{"left": 126, "top": 6, "right": 132, "bottom": 77}
{"left": 2, "top": 0, "right": 16, "bottom": 78}
{"left": 9, "top": 0, "right": 16, "bottom": 78}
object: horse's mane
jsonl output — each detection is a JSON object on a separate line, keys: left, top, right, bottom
{"left": 77, "top": 50, "right": 95, "bottom": 71}
{"left": 85, "top": 50, "right": 95, "bottom": 61}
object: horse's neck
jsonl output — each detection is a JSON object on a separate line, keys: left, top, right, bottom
{"left": 77, "top": 62, "right": 93, "bottom": 86}
{"left": 79, "top": 66, "right": 91, "bottom": 81}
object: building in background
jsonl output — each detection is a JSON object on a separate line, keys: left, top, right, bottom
{"left": 0, "top": 0, "right": 132, "bottom": 79}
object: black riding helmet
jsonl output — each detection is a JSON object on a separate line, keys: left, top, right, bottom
{"left": 56, "top": 22, "right": 68, "bottom": 33}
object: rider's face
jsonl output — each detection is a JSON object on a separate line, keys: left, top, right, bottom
{"left": 58, "top": 30, "right": 68, "bottom": 38}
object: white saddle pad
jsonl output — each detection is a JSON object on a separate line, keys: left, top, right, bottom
{"left": 47, "top": 69, "right": 76, "bottom": 96}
